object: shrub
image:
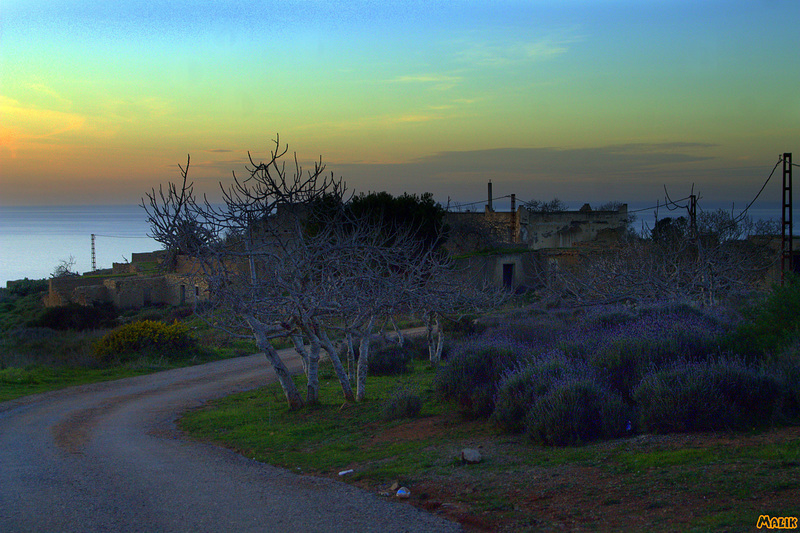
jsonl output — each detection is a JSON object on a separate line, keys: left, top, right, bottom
{"left": 633, "top": 358, "right": 795, "bottom": 433}
{"left": 6, "top": 278, "right": 48, "bottom": 298}
{"left": 479, "top": 315, "right": 567, "bottom": 349}
{"left": 443, "top": 315, "right": 486, "bottom": 337}
{"left": 493, "top": 353, "right": 594, "bottom": 433}
{"left": 381, "top": 386, "right": 423, "bottom": 421}
{"left": 434, "top": 341, "right": 526, "bottom": 418}
{"left": 0, "top": 292, "right": 48, "bottom": 331}
{"left": 589, "top": 337, "right": 679, "bottom": 399}
{"left": 587, "top": 307, "right": 638, "bottom": 329}
{"left": 367, "top": 343, "right": 413, "bottom": 376}
{"left": 31, "top": 303, "right": 118, "bottom": 331}
{"left": 135, "top": 309, "right": 168, "bottom": 322}
{"left": 6, "top": 327, "right": 58, "bottom": 342}
{"left": 525, "top": 378, "right": 632, "bottom": 446}
{"left": 730, "top": 277, "right": 800, "bottom": 356}
{"left": 581, "top": 306, "right": 727, "bottom": 398}
{"left": 93, "top": 319, "right": 194, "bottom": 363}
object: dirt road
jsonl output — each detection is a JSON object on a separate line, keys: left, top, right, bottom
{"left": 0, "top": 351, "right": 461, "bottom": 532}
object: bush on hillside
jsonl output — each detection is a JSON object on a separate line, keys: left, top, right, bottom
{"left": 93, "top": 319, "right": 195, "bottom": 363}
{"left": 633, "top": 358, "right": 796, "bottom": 433}
{"left": 6, "top": 279, "right": 48, "bottom": 298}
{"left": 31, "top": 303, "right": 118, "bottom": 331}
{"left": 730, "top": 276, "right": 800, "bottom": 356}
{"left": 492, "top": 352, "right": 595, "bottom": 433}
{"left": 381, "top": 386, "right": 423, "bottom": 421}
{"left": 434, "top": 341, "right": 526, "bottom": 418}
{"left": 525, "top": 378, "right": 632, "bottom": 446}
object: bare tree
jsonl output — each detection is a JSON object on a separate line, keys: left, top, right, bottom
{"left": 542, "top": 207, "right": 777, "bottom": 307}
{"left": 52, "top": 256, "right": 79, "bottom": 278}
{"left": 143, "top": 137, "right": 350, "bottom": 409}
{"left": 526, "top": 198, "right": 567, "bottom": 213}
{"left": 143, "top": 136, "right": 495, "bottom": 407}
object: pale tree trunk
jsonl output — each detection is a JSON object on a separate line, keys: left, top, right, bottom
{"left": 425, "top": 311, "right": 436, "bottom": 362}
{"left": 291, "top": 333, "right": 310, "bottom": 375}
{"left": 356, "top": 316, "right": 374, "bottom": 401}
{"left": 390, "top": 316, "right": 405, "bottom": 347}
{"left": 424, "top": 311, "right": 446, "bottom": 363}
{"left": 247, "top": 317, "right": 303, "bottom": 410}
{"left": 346, "top": 332, "right": 356, "bottom": 383}
{"left": 304, "top": 332, "right": 321, "bottom": 405}
{"left": 317, "top": 325, "right": 355, "bottom": 402}
{"left": 432, "top": 314, "right": 445, "bottom": 364}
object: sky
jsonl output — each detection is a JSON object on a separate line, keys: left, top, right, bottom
{"left": 1, "top": 0, "right": 798, "bottom": 211}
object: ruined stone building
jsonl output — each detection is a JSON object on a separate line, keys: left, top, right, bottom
{"left": 446, "top": 182, "right": 629, "bottom": 254}
{"left": 44, "top": 252, "right": 210, "bottom": 308}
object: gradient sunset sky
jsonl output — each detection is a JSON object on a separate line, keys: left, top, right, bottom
{"left": 1, "top": 0, "right": 798, "bottom": 208}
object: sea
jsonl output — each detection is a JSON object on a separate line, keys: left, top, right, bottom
{"left": 0, "top": 205, "right": 161, "bottom": 286}
{"left": 0, "top": 202, "right": 793, "bottom": 287}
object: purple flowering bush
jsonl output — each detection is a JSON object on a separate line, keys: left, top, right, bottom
{"left": 633, "top": 358, "right": 793, "bottom": 432}
{"left": 434, "top": 339, "right": 530, "bottom": 418}
{"left": 437, "top": 299, "right": 799, "bottom": 445}
{"left": 492, "top": 351, "right": 592, "bottom": 433}
{"left": 525, "top": 377, "right": 631, "bottom": 446}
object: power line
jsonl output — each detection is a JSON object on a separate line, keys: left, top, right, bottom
{"left": 732, "top": 156, "right": 783, "bottom": 223}
{"left": 627, "top": 196, "right": 692, "bottom": 215}
{"left": 447, "top": 194, "right": 511, "bottom": 210}
{"left": 92, "top": 234, "right": 154, "bottom": 239}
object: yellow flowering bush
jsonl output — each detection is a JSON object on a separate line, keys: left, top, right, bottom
{"left": 94, "top": 319, "right": 193, "bottom": 362}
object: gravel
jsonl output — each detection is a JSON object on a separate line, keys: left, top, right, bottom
{"left": 0, "top": 352, "right": 462, "bottom": 532}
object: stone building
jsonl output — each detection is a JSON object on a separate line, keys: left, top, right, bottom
{"left": 44, "top": 251, "right": 209, "bottom": 309}
{"left": 446, "top": 183, "right": 629, "bottom": 254}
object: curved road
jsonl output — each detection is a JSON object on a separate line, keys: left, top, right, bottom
{"left": 0, "top": 351, "right": 461, "bottom": 532}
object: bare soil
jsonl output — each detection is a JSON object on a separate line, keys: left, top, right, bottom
{"left": 351, "top": 413, "right": 800, "bottom": 532}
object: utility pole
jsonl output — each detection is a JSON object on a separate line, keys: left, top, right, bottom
{"left": 91, "top": 234, "right": 96, "bottom": 271}
{"left": 688, "top": 194, "right": 697, "bottom": 241}
{"left": 782, "top": 153, "right": 793, "bottom": 284}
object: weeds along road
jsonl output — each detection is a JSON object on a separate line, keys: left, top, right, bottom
{"left": 0, "top": 349, "right": 462, "bottom": 533}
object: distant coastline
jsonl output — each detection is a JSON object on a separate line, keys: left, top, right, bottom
{"left": 0, "top": 205, "right": 160, "bottom": 286}
{"left": 1, "top": 201, "right": 789, "bottom": 287}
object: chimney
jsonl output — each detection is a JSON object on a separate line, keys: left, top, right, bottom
{"left": 487, "top": 180, "right": 493, "bottom": 212}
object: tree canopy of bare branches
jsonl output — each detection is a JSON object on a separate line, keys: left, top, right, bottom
{"left": 142, "top": 136, "right": 497, "bottom": 408}
{"left": 543, "top": 207, "right": 778, "bottom": 307}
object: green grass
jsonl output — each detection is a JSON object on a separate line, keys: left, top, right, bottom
{"left": 180, "top": 363, "right": 445, "bottom": 477}
{"left": 0, "top": 293, "right": 258, "bottom": 402}
{"left": 179, "top": 361, "right": 800, "bottom": 532}
{"left": 0, "top": 362, "right": 167, "bottom": 401}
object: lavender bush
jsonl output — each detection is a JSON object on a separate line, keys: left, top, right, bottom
{"left": 434, "top": 339, "right": 530, "bottom": 418}
{"left": 633, "top": 357, "right": 793, "bottom": 433}
{"left": 492, "top": 351, "right": 594, "bottom": 433}
{"left": 438, "top": 299, "right": 799, "bottom": 445}
{"left": 525, "top": 377, "right": 632, "bottom": 446}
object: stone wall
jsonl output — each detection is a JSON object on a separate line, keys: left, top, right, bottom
{"left": 519, "top": 204, "right": 629, "bottom": 250}
{"left": 446, "top": 204, "right": 628, "bottom": 254}
{"left": 45, "top": 276, "right": 109, "bottom": 307}
{"left": 454, "top": 252, "right": 541, "bottom": 291}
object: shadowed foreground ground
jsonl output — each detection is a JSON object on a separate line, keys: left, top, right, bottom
{"left": 0, "top": 351, "right": 461, "bottom": 532}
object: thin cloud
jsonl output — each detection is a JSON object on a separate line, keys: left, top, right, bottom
{"left": 329, "top": 143, "right": 737, "bottom": 205}
{"left": 27, "top": 83, "right": 72, "bottom": 108}
{"left": 394, "top": 75, "right": 463, "bottom": 84}
{"left": 0, "top": 95, "right": 87, "bottom": 156}
{"left": 456, "top": 37, "right": 575, "bottom": 67}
